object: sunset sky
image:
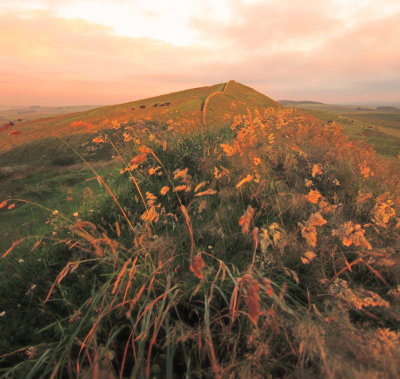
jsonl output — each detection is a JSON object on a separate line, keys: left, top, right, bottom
{"left": 0, "top": 0, "right": 399, "bottom": 105}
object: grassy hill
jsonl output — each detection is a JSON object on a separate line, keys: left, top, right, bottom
{"left": 0, "top": 81, "right": 279, "bottom": 251}
{"left": 1, "top": 83, "right": 399, "bottom": 378}
{"left": 280, "top": 102, "right": 400, "bottom": 158}
{"left": 0, "top": 81, "right": 278, "bottom": 154}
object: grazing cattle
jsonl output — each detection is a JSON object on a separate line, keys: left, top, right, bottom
{"left": 140, "top": 105, "right": 146, "bottom": 109}
{"left": 131, "top": 107, "right": 136, "bottom": 111}
{"left": 153, "top": 103, "right": 159, "bottom": 107}
{"left": 159, "top": 103, "right": 165, "bottom": 107}
{"left": 164, "top": 102, "right": 171, "bottom": 106}
{"left": 17, "top": 118, "right": 23, "bottom": 122}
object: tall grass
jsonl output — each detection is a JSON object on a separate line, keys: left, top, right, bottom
{"left": 1, "top": 109, "right": 399, "bottom": 378}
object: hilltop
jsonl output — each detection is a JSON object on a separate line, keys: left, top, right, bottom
{"left": 0, "top": 81, "right": 279, "bottom": 154}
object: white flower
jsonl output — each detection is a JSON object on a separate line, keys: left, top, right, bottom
{"left": 0, "top": 311, "right": 5, "bottom": 317}
{"left": 18, "top": 258, "right": 25, "bottom": 263}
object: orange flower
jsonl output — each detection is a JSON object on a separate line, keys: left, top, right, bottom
{"left": 359, "top": 161, "right": 374, "bottom": 178}
{"left": 220, "top": 143, "right": 235, "bottom": 156}
{"left": 0, "top": 200, "right": 8, "bottom": 209}
{"left": 301, "top": 225, "right": 317, "bottom": 247}
{"left": 239, "top": 205, "right": 255, "bottom": 234}
{"left": 305, "top": 189, "right": 322, "bottom": 204}
{"left": 236, "top": 174, "right": 253, "bottom": 188}
{"left": 130, "top": 153, "right": 147, "bottom": 165}
{"left": 175, "top": 185, "right": 188, "bottom": 192}
{"left": 148, "top": 167, "right": 160, "bottom": 175}
{"left": 7, "top": 203, "right": 15, "bottom": 210}
{"left": 311, "top": 164, "right": 323, "bottom": 177}
{"left": 301, "top": 251, "right": 317, "bottom": 264}
{"left": 308, "top": 212, "right": 327, "bottom": 227}
{"left": 173, "top": 168, "right": 188, "bottom": 180}
{"left": 253, "top": 157, "right": 261, "bottom": 166}
{"left": 194, "top": 181, "right": 207, "bottom": 193}
{"left": 160, "top": 186, "right": 170, "bottom": 195}
{"left": 195, "top": 189, "right": 217, "bottom": 197}
{"left": 92, "top": 136, "right": 105, "bottom": 144}
{"left": 190, "top": 253, "right": 206, "bottom": 279}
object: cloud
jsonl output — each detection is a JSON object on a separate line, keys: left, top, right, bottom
{"left": 0, "top": 2, "right": 399, "bottom": 105}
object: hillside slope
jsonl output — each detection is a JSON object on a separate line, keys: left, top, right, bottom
{"left": 0, "top": 81, "right": 279, "bottom": 153}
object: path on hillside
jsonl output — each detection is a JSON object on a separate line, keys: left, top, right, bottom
{"left": 201, "top": 80, "right": 233, "bottom": 127}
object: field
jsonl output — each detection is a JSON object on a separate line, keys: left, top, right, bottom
{"left": 1, "top": 83, "right": 400, "bottom": 378}
{"left": 280, "top": 102, "right": 400, "bottom": 158}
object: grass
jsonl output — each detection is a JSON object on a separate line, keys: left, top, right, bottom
{"left": 0, "top": 88, "right": 400, "bottom": 378}
{"left": 287, "top": 105, "right": 400, "bottom": 159}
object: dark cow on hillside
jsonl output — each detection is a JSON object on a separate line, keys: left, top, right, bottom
{"left": 139, "top": 105, "right": 146, "bottom": 109}
{"left": 164, "top": 102, "right": 171, "bottom": 106}
{"left": 153, "top": 103, "right": 159, "bottom": 107}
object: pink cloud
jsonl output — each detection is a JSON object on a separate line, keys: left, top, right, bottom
{"left": 0, "top": 4, "right": 399, "bottom": 105}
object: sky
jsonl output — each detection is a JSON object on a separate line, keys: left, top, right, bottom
{"left": 0, "top": 0, "right": 399, "bottom": 105}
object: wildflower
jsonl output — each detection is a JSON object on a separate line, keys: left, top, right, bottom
{"left": 301, "top": 251, "right": 317, "bottom": 264}
{"left": 220, "top": 143, "right": 235, "bottom": 156}
{"left": 160, "top": 186, "right": 170, "bottom": 195}
{"left": 92, "top": 136, "right": 105, "bottom": 144}
{"left": 52, "top": 210, "right": 59, "bottom": 216}
{"left": 18, "top": 258, "right": 25, "bottom": 263}
{"left": 214, "top": 166, "right": 230, "bottom": 179}
{"left": 308, "top": 212, "right": 327, "bottom": 227}
{"left": 130, "top": 153, "right": 147, "bottom": 165}
{"left": 304, "top": 179, "right": 313, "bottom": 188}
{"left": 111, "top": 120, "right": 121, "bottom": 129}
{"left": 0, "top": 200, "right": 8, "bottom": 208}
{"left": 311, "top": 164, "right": 323, "bottom": 177}
{"left": 194, "top": 181, "right": 207, "bottom": 193}
{"left": 253, "top": 157, "right": 261, "bottom": 166}
{"left": 0, "top": 311, "right": 5, "bottom": 317}
{"left": 141, "top": 206, "right": 160, "bottom": 223}
{"left": 173, "top": 168, "right": 189, "bottom": 180}
{"left": 66, "top": 197, "right": 73, "bottom": 201}
{"left": 332, "top": 222, "right": 372, "bottom": 250}
{"left": 333, "top": 178, "right": 340, "bottom": 186}
{"left": 190, "top": 253, "right": 206, "bottom": 279}
{"left": 305, "top": 189, "right": 322, "bottom": 204}
{"left": 359, "top": 161, "right": 374, "bottom": 178}
{"left": 148, "top": 167, "right": 160, "bottom": 175}
{"left": 195, "top": 189, "right": 217, "bottom": 197}
{"left": 239, "top": 205, "right": 255, "bottom": 234}
{"left": 73, "top": 212, "right": 79, "bottom": 217}
{"left": 301, "top": 225, "right": 317, "bottom": 247}
{"left": 175, "top": 185, "right": 188, "bottom": 192}
{"left": 236, "top": 174, "right": 253, "bottom": 188}
{"left": 371, "top": 196, "right": 396, "bottom": 227}
{"left": 7, "top": 203, "right": 15, "bottom": 210}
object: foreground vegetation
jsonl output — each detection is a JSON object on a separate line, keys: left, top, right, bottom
{"left": 1, "top": 107, "right": 400, "bottom": 378}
